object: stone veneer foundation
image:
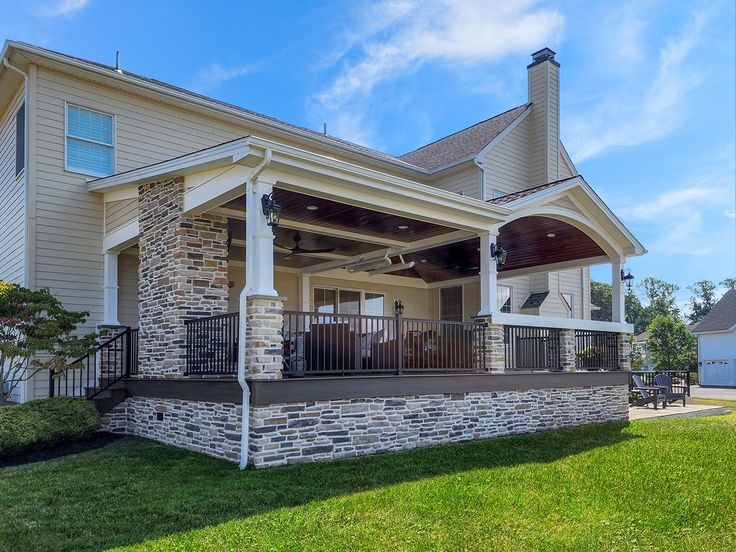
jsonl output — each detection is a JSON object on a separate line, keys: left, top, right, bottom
{"left": 102, "top": 384, "right": 628, "bottom": 467}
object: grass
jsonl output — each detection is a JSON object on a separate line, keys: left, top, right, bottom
{"left": 1, "top": 411, "right": 735, "bottom": 552}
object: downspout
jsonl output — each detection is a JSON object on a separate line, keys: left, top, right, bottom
{"left": 4, "top": 57, "right": 29, "bottom": 404}
{"left": 237, "top": 148, "right": 272, "bottom": 470}
{"left": 473, "top": 156, "right": 486, "bottom": 201}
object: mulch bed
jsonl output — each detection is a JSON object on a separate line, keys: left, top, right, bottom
{"left": 0, "top": 432, "right": 123, "bottom": 468}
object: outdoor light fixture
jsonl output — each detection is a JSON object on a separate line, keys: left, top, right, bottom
{"left": 490, "top": 243, "right": 507, "bottom": 266}
{"left": 394, "top": 299, "right": 405, "bottom": 316}
{"left": 261, "top": 192, "right": 282, "bottom": 228}
{"left": 621, "top": 268, "right": 634, "bottom": 290}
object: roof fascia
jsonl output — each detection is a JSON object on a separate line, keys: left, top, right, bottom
{"left": 474, "top": 104, "right": 532, "bottom": 165}
{"left": 692, "top": 323, "right": 736, "bottom": 335}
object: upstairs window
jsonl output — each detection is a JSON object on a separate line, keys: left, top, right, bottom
{"left": 15, "top": 102, "right": 25, "bottom": 177}
{"left": 66, "top": 104, "right": 114, "bottom": 176}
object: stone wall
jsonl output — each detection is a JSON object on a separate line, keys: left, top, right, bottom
{"left": 101, "top": 384, "right": 628, "bottom": 467}
{"left": 137, "top": 177, "right": 229, "bottom": 377}
{"left": 102, "top": 396, "right": 241, "bottom": 461}
{"left": 248, "top": 384, "right": 629, "bottom": 467}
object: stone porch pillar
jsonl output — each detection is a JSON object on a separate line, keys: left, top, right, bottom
{"left": 559, "top": 329, "right": 576, "bottom": 372}
{"left": 137, "top": 177, "right": 229, "bottom": 378}
{"left": 477, "top": 317, "right": 505, "bottom": 372}
{"left": 244, "top": 295, "right": 285, "bottom": 379}
{"left": 618, "top": 333, "right": 632, "bottom": 371}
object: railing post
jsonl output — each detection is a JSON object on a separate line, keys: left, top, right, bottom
{"left": 396, "top": 311, "right": 404, "bottom": 375}
{"left": 48, "top": 370, "right": 55, "bottom": 398}
{"left": 124, "top": 328, "right": 132, "bottom": 377}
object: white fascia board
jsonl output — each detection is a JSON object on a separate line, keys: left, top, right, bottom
{"left": 103, "top": 219, "right": 139, "bottom": 252}
{"left": 87, "top": 138, "right": 254, "bottom": 192}
{"left": 497, "top": 255, "right": 610, "bottom": 279}
{"left": 492, "top": 312, "right": 633, "bottom": 333}
{"left": 103, "top": 187, "right": 138, "bottom": 202}
{"left": 474, "top": 105, "right": 532, "bottom": 164}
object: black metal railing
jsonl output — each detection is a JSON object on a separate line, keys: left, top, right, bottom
{"left": 185, "top": 312, "right": 240, "bottom": 375}
{"left": 283, "top": 310, "right": 486, "bottom": 376}
{"left": 575, "top": 330, "right": 619, "bottom": 370}
{"left": 629, "top": 369, "right": 692, "bottom": 398}
{"left": 504, "top": 325, "right": 561, "bottom": 371}
{"left": 49, "top": 327, "right": 138, "bottom": 398}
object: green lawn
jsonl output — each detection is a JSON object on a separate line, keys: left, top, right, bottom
{"left": 2, "top": 407, "right": 735, "bottom": 552}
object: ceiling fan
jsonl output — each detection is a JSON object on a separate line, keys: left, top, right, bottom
{"left": 275, "top": 232, "right": 335, "bottom": 258}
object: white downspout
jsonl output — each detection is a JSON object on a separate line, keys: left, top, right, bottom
{"left": 237, "top": 148, "right": 272, "bottom": 470}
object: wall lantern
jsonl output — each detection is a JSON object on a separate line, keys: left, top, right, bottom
{"left": 490, "top": 243, "right": 507, "bottom": 266}
{"left": 621, "top": 268, "right": 634, "bottom": 290}
{"left": 261, "top": 192, "right": 282, "bottom": 228}
{"left": 394, "top": 299, "right": 405, "bottom": 316}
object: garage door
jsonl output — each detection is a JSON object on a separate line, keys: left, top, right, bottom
{"left": 701, "top": 359, "right": 736, "bottom": 387}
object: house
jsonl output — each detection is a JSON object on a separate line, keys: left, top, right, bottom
{"left": 692, "top": 290, "right": 736, "bottom": 387}
{"left": 0, "top": 42, "right": 644, "bottom": 467}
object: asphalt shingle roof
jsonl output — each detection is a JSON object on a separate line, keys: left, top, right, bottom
{"left": 692, "top": 290, "right": 736, "bottom": 333}
{"left": 398, "top": 105, "right": 529, "bottom": 170}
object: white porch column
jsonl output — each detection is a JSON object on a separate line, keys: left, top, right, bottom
{"left": 478, "top": 230, "right": 499, "bottom": 317}
{"left": 101, "top": 251, "right": 120, "bottom": 326}
{"left": 300, "top": 273, "right": 311, "bottom": 312}
{"left": 245, "top": 178, "right": 277, "bottom": 297}
{"left": 611, "top": 259, "right": 626, "bottom": 323}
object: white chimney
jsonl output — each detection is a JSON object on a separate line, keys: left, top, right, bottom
{"left": 528, "top": 48, "right": 560, "bottom": 184}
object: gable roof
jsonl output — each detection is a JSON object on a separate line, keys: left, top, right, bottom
{"left": 398, "top": 104, "right": 529, "bottom": 170}
{"left": 692, "top": 290, "right": 736, "bottom": 333}
{"left": 486, "top": 177, "right": 577, "bottom": 205}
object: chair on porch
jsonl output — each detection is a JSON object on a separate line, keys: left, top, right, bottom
{"left": 630, "top": 374, "right": 666, "bottom": 410}
{"left": 653, "top": 373, "right": 687, "bottom": 407}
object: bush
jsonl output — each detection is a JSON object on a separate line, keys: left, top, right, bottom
{"left": 0, "top": 397, "right": 100, "bottom": 457}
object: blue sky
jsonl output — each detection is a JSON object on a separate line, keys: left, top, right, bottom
{"left": 2, "top": 0, "right": 735, "bottom": 311}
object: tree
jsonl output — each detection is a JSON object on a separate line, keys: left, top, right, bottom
{"left": 721, "top": 278, "right": 736, "bottom": 291}
{"left": 646, "top": 314, "right": 696, "bottom": 370}
{"left": 639, "top": 277, "right": 680, "bottom": 329}
{"left": 686, "top": 280, "right": 718, "bottom": 324}
{"left": 590, "top": 280, "right": 647, "bottom": 334}
{"left": 0, "top": 281, "right": 97, "bottom": 402}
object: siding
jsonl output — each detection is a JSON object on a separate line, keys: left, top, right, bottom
{"left": 118, "top": 250, "right": 139, "bottom": 327}
{"left": 539, "top": 269, "right": 586, "bottom": 319}
{"left": 485, "top": 116, "right": 530, "bottom": 197}
{"left": 429, "top": 163, "right": 482, "bottom": 198}
{"left": 0, "top": 84, "right": 26, "bottom": 284}
{"left": 105, "top": 198, "right": 137, "bottom": 234}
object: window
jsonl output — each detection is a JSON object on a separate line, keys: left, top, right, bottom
{"left": 561, "top": 293, "right": 574, "bottom": 318}
{"left": 497, "top": 285, "right": 512, "bottom": 313}
{"left": 440, "top": 286, "right": 463, "bottom": 322}
{"left": 313, "top": 287, "right": 385, "bottom": 316}
{"left": 492, "top": 189, "right": 505, "bottom": 199}
{"left": 66, "top": 104, "right": 114, "bottom": 176}
{"left": 15, "top": 103, "right": 24, "bottom": 177}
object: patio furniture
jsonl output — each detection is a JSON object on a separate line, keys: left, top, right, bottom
{"left": 630, "top": 374, "right": 666, "bottom": 410}
{"left": 654, "top": 373, "right": 687, "bottom": 407}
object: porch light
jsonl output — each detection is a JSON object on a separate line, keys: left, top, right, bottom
{"left": 261, "top": 193, "right": 282, "bottom": 228}
{"left": 394, "top": 300, "right": 405, "bottom": 316}
{"left": 621, "top": 268, "right": 634, "bottom": 290}
{"left": 490, "top": 243, "right": 507, "bottom": 266}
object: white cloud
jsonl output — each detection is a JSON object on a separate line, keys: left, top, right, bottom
{"left": 566, "top": 9, "right": 711, "bottom": 161}
{"left": 190, "top": 63, "right": 258, "bottom": 94}
{"left": 41, "top": 0, "right": 90, "bottom": 17}
{"left": 311, "top": 0, "right": 564, "bottom": 146}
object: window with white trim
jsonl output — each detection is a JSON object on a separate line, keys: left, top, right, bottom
{"left": 313, "top": 287, "right": 385, "bottom": 316}
{"left": 66, "top": 104, "right": 114, "bottom": 176}
{"left": 439, "top": 286, "right": 463, "bottom": 322}
{"left": 561, "top": 293, "right": 574, "bottom": 318}
{"left": 497, "top": 284, "right": 512, "bottom": 313}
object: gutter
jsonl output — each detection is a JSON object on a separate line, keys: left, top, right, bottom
{"left": 237, "top": 148, "right": 272, "bottom": 470}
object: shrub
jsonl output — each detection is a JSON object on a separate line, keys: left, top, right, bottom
{"left": 0, "top": 397, "right": 100, "bottom": 457}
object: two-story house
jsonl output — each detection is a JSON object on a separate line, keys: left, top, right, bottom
{"left": 0, "top": 42, "right": 643, "bottom": 467}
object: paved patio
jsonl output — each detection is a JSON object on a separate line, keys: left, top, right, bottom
{"left": 629, "top": 403, "right": 730, "bottom": 421}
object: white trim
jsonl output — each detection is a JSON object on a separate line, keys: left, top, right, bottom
{"left": 476, "top": 105, "right": 531, "bottom": 161}
{"left": 559, "top": 141, "right": 578, "bottom": 176}
{"left": 492, "top": 312, "right": 632, "bottom": 333}
{"left": 498, "top": 283, "right": 513, "bottom": 313}
{"left": 692, "top": 325, "right": 736, "bottom": 335}
{"left": 103, "top": 219, "right": 138, "bottom": 252}
{"left": 312, "top": 285, "right": 387, "bottom": 316}
{"left": 497, "top": 256, "right": 610, "bottom": 279}
{"left": 64, "top": 101, "right": 116, "bottom": 178}
{"left": 103, "top": 187, "right": 138, "bottom": 202}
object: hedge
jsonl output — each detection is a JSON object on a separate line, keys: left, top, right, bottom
{"left": 0, "top": 397, "right": 101, "bottom": 457}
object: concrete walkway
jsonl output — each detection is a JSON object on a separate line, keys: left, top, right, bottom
{"left": 690, "top": 385, "right": 736, "bottom": 401}
{"left": 629, "top": 403, "right": 730, "bottom": 421}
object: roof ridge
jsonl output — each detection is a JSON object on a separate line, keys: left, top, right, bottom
{"left": 399, "top": 103, "right": 529, "bottom": 158}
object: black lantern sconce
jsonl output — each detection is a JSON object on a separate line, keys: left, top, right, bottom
{"left": 490, "top": 243, "right": 507, "bottom": 266}
{"left": 621, "top": 268, "right": 634, "bottom": 290}
{"left": 261, "top": 192, "right": 282, "bottom": 228}
{"left": 394, "top": 299, "right": 405, "bottom": 316}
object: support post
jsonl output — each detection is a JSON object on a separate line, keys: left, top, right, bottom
{"left": 478, "top": 230, "right": 499, "bottom": 317}
{"left": 560, "top": 329, "right": 576, "bottom": 372}
{"left": 300, "top": 273, "right": 310, "bottom": 312}
{"left": 611, "top": 259, "right": 626, "bottom": 323}
{"left": 102, "top": 251, "right": 120, "bottom": 326}
{"left": 245, "top": 178, "right": 277, "bottom": 297}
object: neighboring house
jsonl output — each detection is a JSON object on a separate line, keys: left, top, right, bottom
{"left": 692, "top": 290, "right": 736, "bottom": 387}
{"left": 0, "top": 42, "right": 644, "bottom": 466}
{"left": 634, "top": 330, "right": 651, "bottom": 367}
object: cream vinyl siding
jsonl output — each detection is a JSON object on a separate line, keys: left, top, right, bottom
{"left": 539, "top": 269, "right": 586, "bottom": 319}
{"left": 105, "top": 198, "right": 137, "bottom": 234}
{"left": 484, "top": 116, "right": 531, "bottom": 197}
{"left": 429, "top": 163, "right": 482, "bottom": 198}
{"left": 118, "top": 250, "right": 139, "bottom": 327}
{"left": 559, "top": 150, "right": 574, "bottom": 178}
{"left": 0, "top": 85, "right": 26, "bottom": 284}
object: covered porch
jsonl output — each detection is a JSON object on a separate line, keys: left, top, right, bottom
{"left": 95, "top": 136, "right": 643, "bottom": 382}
